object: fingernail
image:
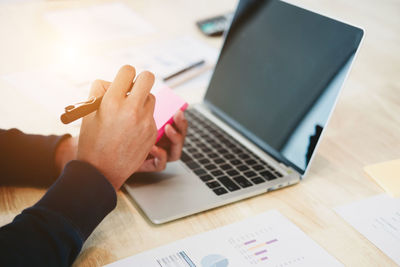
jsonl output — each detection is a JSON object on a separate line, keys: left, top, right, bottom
{"left": 154, "top": 157, "right": 159, "bottom": 167}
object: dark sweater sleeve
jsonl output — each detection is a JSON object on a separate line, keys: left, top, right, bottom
{"left": 0, "top": 128, "right": 71, "bottom": 186}
{"left": 0, "top": 160, "right": 117, "bottom": 267}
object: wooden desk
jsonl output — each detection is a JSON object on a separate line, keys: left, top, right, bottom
{"left": 0, "top": 0, "right": 399, "bottom": 266}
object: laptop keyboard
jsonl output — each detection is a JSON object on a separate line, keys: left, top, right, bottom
{"left": 181, "top": 109, "right": 283, "bottom": 196}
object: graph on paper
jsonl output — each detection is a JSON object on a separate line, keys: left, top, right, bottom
{"left": 336, "top": 194, "right": 400, "bottom": 265}
{"left": 105, "top": 210, "right": 342, "bottom": 267}
{"left": 228, "top": 226, "right": 306, "bottom": 266}
{"left": 156, "top": 251, "right": 196, "bottom": 267}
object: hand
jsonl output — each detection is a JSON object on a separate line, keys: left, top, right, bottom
{"left": 54, "top": 85, "right": 188, "bottom": 177}
{"left": 137, "top": 110, "right": 188, "bottom": 172}
{"left": 54, "top": 136, "right": 78, "bottom": 174}
{"left": 77, "top": 65, "right": 158, "bottom": 190}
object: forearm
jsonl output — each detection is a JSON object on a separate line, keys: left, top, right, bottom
{"left": 0, "top": 161, "right": 117, "bottom": 266}
{"left": 0, "top": 128, "right": 70, "bottom": 186}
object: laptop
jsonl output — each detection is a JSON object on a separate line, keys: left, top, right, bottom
{"left": 124, "top": 0, "right": 364, "bottom": 224}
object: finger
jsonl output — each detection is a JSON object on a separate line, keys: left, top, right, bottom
{"left": 143, "top": 93, "right": 156, "bottom": 115}
{"left": 89, "top": 79, "right": 111, "bottom": 98}
{"left": 137, "top": 146, "right": 167, "bottom": 172}
{"left": 165, "top": 124, "right": 184, "bottom": 161}
{"left": 82, "top": 80, "right": 111, "bottom": 123}
{"left": 128, "top": 71, "right": 155, "bottom": 107}
{"left": 137, "top": 159, "right": 157, "bottom": 173}
{"left": 105, "top": 65, "right": 136, "bottom": 102}
{"left": 173, "top": 110, "right": 188, "bottom": 137}
{"left": 152, "top": 146, "right": 167, "bottom": 171}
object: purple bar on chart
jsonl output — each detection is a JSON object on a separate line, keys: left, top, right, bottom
{"left": 244, "top": 239, "right": 257, "bottom": 245}
{"left": 266, "top": 238, "right": 278, "bottom": 244}
{"left": 260, "top": 257, "right": 268, "bottom": 261}
{"left": 255, "top": 249, "right": 267, "bottom": 255}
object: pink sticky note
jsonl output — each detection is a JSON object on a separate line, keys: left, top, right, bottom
{"left": 154, "top": 86, "right": 188, "bottom": 142}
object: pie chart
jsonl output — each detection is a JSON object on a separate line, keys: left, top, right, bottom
{"left": 201, "top": 254, "right": 229, "bottom": 267}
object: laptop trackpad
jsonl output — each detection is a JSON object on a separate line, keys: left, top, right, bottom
{"left": 124, "top": 161, "right": 219, "bottom": 224}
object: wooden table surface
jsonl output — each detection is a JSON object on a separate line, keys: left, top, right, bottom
{"left": 0, "top": 0, "right": 399, "bottom": 266}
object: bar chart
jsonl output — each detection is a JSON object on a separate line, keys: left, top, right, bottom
{"left": 106, "top": 211, "right": 342, "bottom": 267}
{"left": 228, "top": 226, "right": 281, "bottom": 265}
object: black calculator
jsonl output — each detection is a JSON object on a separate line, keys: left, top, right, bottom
{"left": 196, "top": 12, "right": 233, "bottom": 37}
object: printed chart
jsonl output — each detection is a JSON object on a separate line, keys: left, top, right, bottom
{"left": 229, "top": 231, "right": 278, "bottom": 264}
{"left": 226, "top": 224, "right": 308, "bottom": 266}
{"left": 156, "top": 251, "right": 196, "bottom": 267}
{"left": 105, "top": 210, "right": 342, "bottom": 267}
{"left": 336, "top": 194, "right": 400, "bottom": 265}
{"left": 201, "top": 254, "right": 229, "bottom": 267}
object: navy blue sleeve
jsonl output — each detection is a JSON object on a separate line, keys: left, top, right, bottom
{"left": 0, "top": 128, "right": 71, "bottom": 186}
{"left": 0, "top": 160, "right": 117, "bottom": 267}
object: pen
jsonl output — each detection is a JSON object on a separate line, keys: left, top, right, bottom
{"left": 163, "top": 60, "right": 205, "bottom": 81}
{"left": 60, "top": 95, "right": 103, "bottom": 124}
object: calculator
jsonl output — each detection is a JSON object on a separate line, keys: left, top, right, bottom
{"left": 196, "top": 12, "right": 233, "bottom": 37}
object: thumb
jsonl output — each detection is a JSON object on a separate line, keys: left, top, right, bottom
{"left": 89, "top": 79, "right": 112, "bottom": 99}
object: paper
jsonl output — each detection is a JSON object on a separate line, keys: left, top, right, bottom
{"left": 0, "top": 36, "right": 217, "bottom": 114}
{"left": 1, "top": 68, "right": 90, "bottom": 115}
{"left": 105, "top": 35, "right": 219, "bottom": 87}
{"left": 335, "top": 194, "right": 400, "bottom": 265}
{"left": 154, "top": 87, "right": 188, "bottom": 142}
{"left": 105, "top": 210, "right": 342, "bottom": 267}
{"left": 364, "top": 159, "right": 400, "bottom": 197}
{"left": 44, "top": 3, "right": 156, "bottom": 43}
{"left": 0, "top": 61, "right": 166, "bottom": 115}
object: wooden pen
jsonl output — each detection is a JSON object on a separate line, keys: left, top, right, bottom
{"left": 60, "top": 95, "right": 103, "bottom": 124}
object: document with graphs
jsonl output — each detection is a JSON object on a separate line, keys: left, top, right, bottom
{"left": 105, "top": 210, "right": 341, "bottom": 267}
{"left": 336, "top": 194, "right": 400, "bottom": 265}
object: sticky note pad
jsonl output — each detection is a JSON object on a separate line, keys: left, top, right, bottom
{"left": 364, "top": 159, "right": 400, "bottom": 197}
{"left": 153, "top": 86, "right": 188, "bottom": 142}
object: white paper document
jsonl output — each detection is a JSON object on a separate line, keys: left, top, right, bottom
{"left": 105, "top": 35, "right": 219, "bottom": 87}
{"left": 1, "top": 67, "right": 98, "bottom": 115}
{"left": 335, "top": 194, "right": 400, "bottom": 265}
{"left": 44, "top": 3, "right": 156, "bottom": 43}
{"left": 0, "top": 36, "right": 217, "bottom": 114}
{"left": 105, "top": 210, "right": 342, "bottom": 267}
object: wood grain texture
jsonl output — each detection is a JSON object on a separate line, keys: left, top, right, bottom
{"left": 0, "top": 0, "right": 399, "bottom": 266}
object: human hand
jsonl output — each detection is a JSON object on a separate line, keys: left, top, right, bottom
{"left": 137, "top": 110, "right": 188, "bottom": 172}
{"left": 55, "top": 110, "right": 187, "bottom": 175}
{"left": 77, "top": 65, "right": 157, "bottom": 190}
{"left": 54, "top": 81, "right": 188, "bottom": 177}
{"left": 55, "top": 136, "right": 78, "bottom": 175}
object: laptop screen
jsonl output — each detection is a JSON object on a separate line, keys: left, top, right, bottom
{"left": 204, "top": 0, "right": 363, "bottom": 174}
